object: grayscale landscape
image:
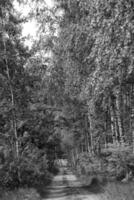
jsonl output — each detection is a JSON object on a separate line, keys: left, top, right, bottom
{"left": 0, "top": 0, "right": 134, "bottom": 199}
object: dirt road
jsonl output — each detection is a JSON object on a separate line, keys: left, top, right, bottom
{"left": 44, "top": 167, "right": 105, "bottom": 200}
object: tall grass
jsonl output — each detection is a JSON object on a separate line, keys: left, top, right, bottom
{"left": 103, "top": 181, "right": 134, "bottom": 200}
{"left": 0, "top": 188, "right": 41, "bottom": 200}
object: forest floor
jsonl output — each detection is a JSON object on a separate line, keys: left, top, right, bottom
{"left": 40, "top": 167, "right": 108, "bottom": 200}
{"left": 1, "top": 166, "right": 134, "bottom": 200}
{"left": 39, "top": 166, "right": 134, "bottom": 200}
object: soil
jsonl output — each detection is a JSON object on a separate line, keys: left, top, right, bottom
{"left": 43, "top": 167, "right": 104, "bottom": 200}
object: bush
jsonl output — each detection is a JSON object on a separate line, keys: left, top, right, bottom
{"left": 1, "top": 188, "right": 41, "bottom": 200}
{"left": 101, "top": 144, "right": 134, "bottom": 181}
{"left": 72, "top": 145, "right": 134, "bottom": 182}
{"left": 75, "top": 152, "right": 101, "bottom": 175}
{"left": 0, "top": 144, "right": 52, "bottom": 188}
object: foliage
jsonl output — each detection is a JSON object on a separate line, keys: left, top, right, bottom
{"left": 44, "top": 0, "right": 134, "bottom": 182}
{"left": 0, "top": 0, "right": 62, "bottom": 190}
{"left": 1, "top": 0, "right": 134, "bottom": 193}
{"left": 1, "top": 188, "right": 41, "bottom": 200}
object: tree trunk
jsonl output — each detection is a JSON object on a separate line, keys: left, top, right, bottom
{"left": 115, "top": 88, "right": 124, "bottom": 145}
{"left": 84, "top": 115, "right": 90, "bottom": 153}
{"left": 130, "top": 84, "right": 134, "bottom": 153}
{"left": 109, "top": 96, "right": 119, "bottom": 145}
{"left": 88, "top": 113, "right": 94, "bottom": 154}
{"left": 71, "top": 150, "right": 75, "bottom": 168}
{"left": 2, "top": 17, "right": 19, "bottom": 159}
{"left": 110, "top": 104, "right": 116, "bottom": 144}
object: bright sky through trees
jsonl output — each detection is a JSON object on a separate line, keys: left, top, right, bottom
{"left": 14, "top": 0, "right": 54, "bottom": 48}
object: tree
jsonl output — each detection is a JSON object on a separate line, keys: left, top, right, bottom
{"left": 45, "top": 0, "right": 134, "bottom": 177}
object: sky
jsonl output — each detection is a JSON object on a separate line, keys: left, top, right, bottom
{"left": 14, "top": 0, "right": 54, "bottom": 48}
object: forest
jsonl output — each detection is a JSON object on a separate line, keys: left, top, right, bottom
{"left": 1, "top": 0, "right": 134, "bottom": 199}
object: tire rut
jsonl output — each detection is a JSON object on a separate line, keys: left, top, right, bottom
{"left": 44, "top": 167, "right": 104, "bottom": 200}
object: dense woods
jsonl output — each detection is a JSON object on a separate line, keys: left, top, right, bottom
{"left": 0, "top": 0, "right": 62, "bottom": 190}
{"left": 48, "top": 0, "right": 134, "bottom": 181}
{"left": 1, "top": 0, "right": 134, "bottom": 199}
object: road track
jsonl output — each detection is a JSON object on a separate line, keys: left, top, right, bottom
{"left": 44, "top": 167, "right": 104, "bottom": 200}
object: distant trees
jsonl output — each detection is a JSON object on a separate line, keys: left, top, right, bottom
{"left": 1, "top": 0, "right": 134, "bottom": 187}
{"left": 0, "top": 0, "right": 30, "bottom": 160}
{"left": 0, "top": 0, "right": 62, "bottom": 188}
{"left": 44, "top": 0, "right": 134, "bottom": 174}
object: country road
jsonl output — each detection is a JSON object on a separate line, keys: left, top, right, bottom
{"left": 43, "top": 167, "right": 106, "bottom": 200}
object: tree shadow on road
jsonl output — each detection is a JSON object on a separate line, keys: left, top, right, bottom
{"left": 82, "top": 183, "right": 105, "bottom": 194}
{"left": 36, "top": 178, "right": 105, "bottom": 199}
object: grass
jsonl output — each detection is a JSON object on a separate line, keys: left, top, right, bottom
{"left": 79, "top": 173, "right": 134, "bottom": 200}
{"left": 103, "top": 181, "right": 134, "bottom": 200}
{"left": 0, "top": 188, "right": 41, "bottom": 200}
{"left": 1, "top": 170, "right": 134, "bottom": 200}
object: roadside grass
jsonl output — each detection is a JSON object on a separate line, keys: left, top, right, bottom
{"left": 79, "top": 174, "right": 134, "bottom": 200}
{"left": 103, "top": 181, "right": 134, "bottom": 200}
{"left": 0, "top": 172, "right": 53, "bottom": 200}
{"left": 0, "top": 188, "right": 41, "bottom": 200}
{"left": 0, "top": 176, "right": 53, "bottom": 200}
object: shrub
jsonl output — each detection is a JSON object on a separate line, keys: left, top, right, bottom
{"left": 0, "top": 144, "right": 52, "bottom": 188}
{"left": 1, "top": 188, "right": 41, "bottom": 200}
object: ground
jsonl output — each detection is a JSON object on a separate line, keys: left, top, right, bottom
{"left": 43, "top": 167, "right": 104, "bottom": 200}
{"left": 2, "top": 166, "right": 134, "bottom": 200}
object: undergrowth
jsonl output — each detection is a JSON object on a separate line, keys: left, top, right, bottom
{"left": 103, "top": 181, "right": 134, "bottom": 200}
{"left": 0, "top": 188, "right": 41, "bottom": 200}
